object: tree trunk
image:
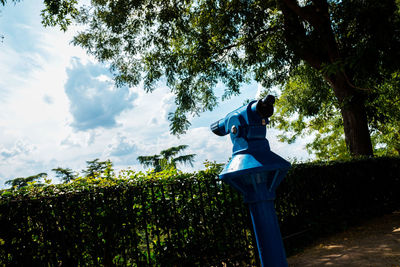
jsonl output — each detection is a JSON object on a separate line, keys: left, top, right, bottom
{"left": 330, "top": 75, "right": 374, "bottom": 156}
{"left": 280, "top": 0, "right": 374, "bottom": 157}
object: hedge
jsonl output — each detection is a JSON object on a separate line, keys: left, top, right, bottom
{"left": 277, "top": 156, "right": 400, "bottom": 253}
{"left": 0, "top": 157, "right": 399, "bottom": 266}
{"left": 0, "top": 166, "right": 257, "bottom": 266}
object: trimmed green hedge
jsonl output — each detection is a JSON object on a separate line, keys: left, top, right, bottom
{"left": 0, "top": 157, "right": 399, "bottom": 266}
{"left": 0, "top": 166, "right": 257, "bottom": 266}
{"left": 278, "top": 156, "right": 400, "bottom": 253}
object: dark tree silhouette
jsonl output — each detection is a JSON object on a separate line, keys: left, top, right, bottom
{"left": 137, "top": 145, "right": 196, "bottom": 172}
{"left": 52, "top": 167, "right": 77, "bottom": 183}
{"left": 5, "top": 173, "right": 47, "bottom": 189}
{"left": 82, "top": 159, "right": 114, "bottom": 179}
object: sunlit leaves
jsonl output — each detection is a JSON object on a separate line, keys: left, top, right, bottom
{"left": 263, "top": 64, "right": 350, "bottom": 160}
{"left": 368, "top": 72, "right": 400, "bottom": 156}
{"left": 41, "top": 0, "right": 79, "bottom": 31}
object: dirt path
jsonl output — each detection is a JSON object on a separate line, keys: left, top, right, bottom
{"left": 287, "top": 211, "right": 400, "bottom": 266}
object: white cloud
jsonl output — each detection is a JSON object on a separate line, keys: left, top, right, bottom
{"left": 60, "top": 131, "right": 100, "bottom": 148}
{"left": 60, "top": 136, "right": 82, "bottom": 148}
{"left": 65, "top": 58, "right": 138, "bottom": 131}
{"left": 148, "top": 92, "right": 176, "bottom": 126}
{"left": 180, "top": 127, "right": 232, "bottom": 169}
{"left": 0, "top": 140, "right": 36, "bottom": 160}
{"left": 105, "top": 133, "right": 137, "bottom": 157}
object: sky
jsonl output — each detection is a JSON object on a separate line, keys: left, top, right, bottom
{"left": 0, "top": 1, "right": 312, "bottom": 186}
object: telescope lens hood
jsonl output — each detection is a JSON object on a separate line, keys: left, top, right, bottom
{"left": 256, "top": 95, "right": 275, "bottom": 118}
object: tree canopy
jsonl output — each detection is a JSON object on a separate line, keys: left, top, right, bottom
{"left": 4, "top": 159, "right": 117, "bottom": 188}
{"left": 82, "top": 158, "right": 115, "bottom": 179}
{"left": 5, "top": 172, "right": 47, "bottom": 189}
{"left": 52, "top": 167, "right": 77, "bottom": 183}
{"left": 137, "top": 145, "right": 196, "bottom": 172}
{"left": 268, "top": 65, "right": 400, "bottom": 160}
{"left": 23, "top": 0, "right": 400, "bottom": 158}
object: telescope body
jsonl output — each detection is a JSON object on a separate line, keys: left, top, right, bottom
{"left": 211, "top": 96, "right": 290, "bottom": 267}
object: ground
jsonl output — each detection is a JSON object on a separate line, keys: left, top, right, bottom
{"left": 287, "top": 211, "right": 400, "bottom": 266}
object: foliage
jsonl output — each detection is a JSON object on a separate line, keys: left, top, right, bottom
{"left": 137, "top": 145, "right": 196, "bottom": 172}
{"left": 38, "top": 0, "right": 400, "bottom": 158}
{"left": 263, "top": 64, "right": 349, "bottom": 160}
{"left": 0, "top": 0, "right": 20, "bottom": 6}
{"left": 264, "top": 62, "right": 400, "bottom": 160}
{"left": 3, "top": 158, "right": 116, "bottom": 189}
{"left": 368, "top": 72, "right": 400, "bottom": 156}
{"left": 81, "top": 158, "right": 115, "bottom": 179}
{"left": 52, "top": 167, "right": 77, "bottom": 183}
{"left": 268, "top": 0, "right": 400, "bottom": 158}
{"left": 41, "top": 0, "right": 79, "bottom": 31}
{"left": 4, "top": 173, "right": 47, "bottom": 189}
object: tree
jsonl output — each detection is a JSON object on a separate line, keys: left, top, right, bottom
{"left": 5, "top": 172, "right": 47, "bottom": 189}
{"left": 52, "top": 167, "right": 77, "bottom": 183}
{"left": 0, "top": 0, "right": 20, "bottom": 4}
{"left": 268, "top": 66, "right": 400, "bottom": 160}
{"left": 82, "top": 158, "right": 114, "bottom": 179}
{"left": 137, "top": 145, "right": 196, "bottom": 172}
{"left": 41, "top": 0, "right": 400, "bottom": 157}
{"left": 367, "top": 73, "right": 400, "bottom": 156}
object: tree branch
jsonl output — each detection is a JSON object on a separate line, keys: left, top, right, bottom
{"left": 281, "top": 0, "right": 328, "bottom": 31}
{"left": 279, "top": 1, "right": 324, "bottom": 69}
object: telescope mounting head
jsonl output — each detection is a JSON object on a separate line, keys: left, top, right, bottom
{"left": 210, "top": 95, "right": 275, "bottom": 154}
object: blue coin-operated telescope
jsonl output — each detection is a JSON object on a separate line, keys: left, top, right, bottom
{"left": 210, "top": 95, "right": 290, "bottom": 267}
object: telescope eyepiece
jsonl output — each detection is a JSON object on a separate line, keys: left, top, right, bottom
{"left": 256, "top": 95, "right": 275, "bottom": 118}
{"left": 263, "top": 95, "right": 275, "bottom": 106}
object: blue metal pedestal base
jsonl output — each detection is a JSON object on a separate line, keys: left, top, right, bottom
{"left": 248, "top": 200, "right": 288, "bottom": 267}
